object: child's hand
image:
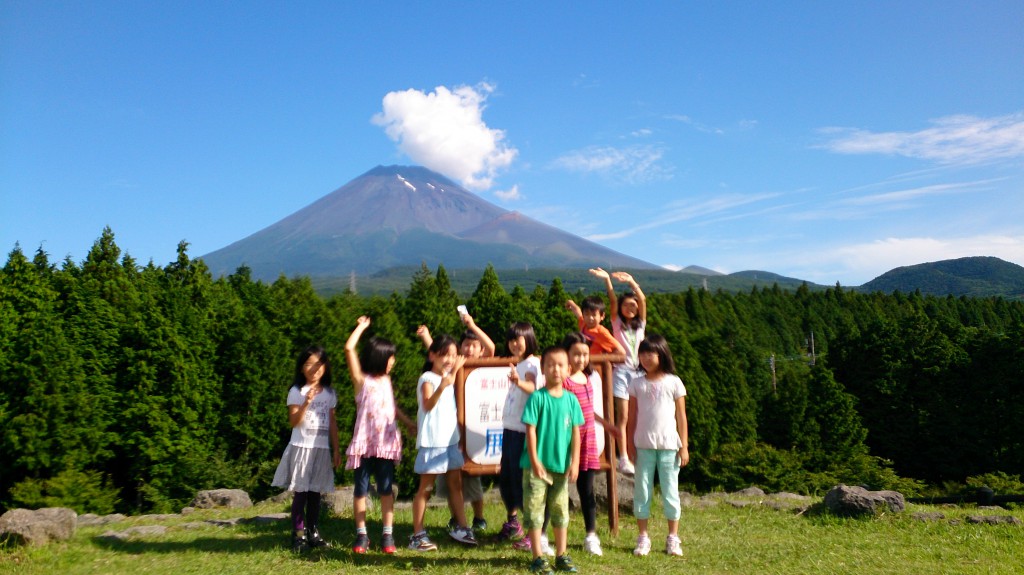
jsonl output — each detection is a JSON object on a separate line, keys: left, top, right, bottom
{"left": 332, "top": 451, "right": 342, "bottom": 469}
{"left": 416, "top": 324, "right": 430, "bottom": 338}
{"left": 453, "top": 355, "right": 467, "bottom": 373}
{"left": 356, "top": 315, "right": 371, "bottom": 327}
{"left": 589, "top": 267, "right": 610, "bottom": 280}
{"left": 678, "top": 447, "right": 690, "bottom": 468}
{"left": 532, "top": 463, "right": 551, "bottom": 484}
{"left": 305, "top": 385, "right": 322, "bottom": 404}
{"left": 508, "top": 363, "right": 520, "bottom": 384}
{"left": 612, "top": 271, "right": 635, "bottom": 284}
{"left": 461, "top": 313, "right": 476, "bottom": 327}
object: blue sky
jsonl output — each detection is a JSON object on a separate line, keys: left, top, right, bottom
{"left": 2, "top": 1, "right": 1022, "bottom": 286}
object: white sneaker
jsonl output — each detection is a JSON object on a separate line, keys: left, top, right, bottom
{"left": 618, "top": 457, "right": 635, "bottom": 476}
{"left": 540, "top": 534, "right": 555, "bottom": 557}
{"left": 448, "top": 526, "right": 478, "bottom": 546}
{"left": 666, "top": 534, "right": 682, "bottom": 556}
{"left": 633, "top": 534, "right": 651, "bottom": 556}
{"left": 583, "top": 533, "right": 603, "bottom": 556}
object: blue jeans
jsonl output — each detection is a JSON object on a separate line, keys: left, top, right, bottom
{"left": 633, "top": 448, "right": 681, "bottom": 520}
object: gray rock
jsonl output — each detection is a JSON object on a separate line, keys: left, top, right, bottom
{"left": 136, "top": 514, "right": 179, "bottom": 522}
{"left": 911, "top": 511, "right": 946, "bottom": 522}
{"left": 191, "top": 489, "right": 252, "bottom": 509}
{"left": 246, "top": 513, "right": 289, "bottom": 525}
{"left": 966, "top": 515, "right": 1022, "bottom": 525}
{"left": 99, "top": 525, "right": 167, "bottom": 541}
{"left": 769, "top": 492, "right": 813, "bottom": 502}
{"left": 205, "top": 518, "right": 243, "bottom": 527}
{"left": 180, "top": 507, "right": 196, "bottom": 515}
{"left": 77, "top": 513, "right": 128, "bottom": 527}
{"left": 728, "top": 500, "right": 756, "bottom": 508}
{"left": 734, "top": 486, "right": 766, "bottom": 497}
{"left": 823, "top": 485, "right": 905, "bottom": 516}
{"left": 0, "top": 507, "right": 77, "bottom": 546}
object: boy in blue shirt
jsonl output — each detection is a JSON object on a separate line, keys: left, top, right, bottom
{"left": 521, "top": 346, "right": 585, "bottom": 574}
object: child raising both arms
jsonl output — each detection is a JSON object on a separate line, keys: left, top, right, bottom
{"left": 272, "top": 346, "right": 341, "bottom": 553}
{"left": 344, "top": 316, "right": 415, "bottom": 555}
{"left": 521, "top": 346, "right": 585, "bottom": 575}
{"left": 409, "top": 334, "right": 478, "bottom": 551}
{"left": 627, "top": 333, "right": 689, "bottom": 557}
{"left": 561, "top": 332, "right": 617, "bottom": 557}
{"left": 591, "top": 267, "right": 647, "bottom": 475}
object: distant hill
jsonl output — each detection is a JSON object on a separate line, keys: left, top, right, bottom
{"left": 730, "top": 270, "right": 809, "bottom": 284}
{"left": 859, "top": 256, "right": 1024, "bottom": 299}
{"left": 200, "top": 165, "right": 658, "bottom": 280}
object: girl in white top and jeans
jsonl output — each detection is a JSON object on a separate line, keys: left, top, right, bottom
{"left": 626, "top": 333, "right": 690, "bottom": 557}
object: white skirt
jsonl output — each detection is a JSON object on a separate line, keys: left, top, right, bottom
{"left": 271, "top": 444, "right": 336, "bottom": 494}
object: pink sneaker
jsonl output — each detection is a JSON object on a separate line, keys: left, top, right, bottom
{"left": 512, "top": 536, "right": 532, "bottom": 551}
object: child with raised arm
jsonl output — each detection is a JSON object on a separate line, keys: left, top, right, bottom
{"left": 627, "top": 333, "right": 689, "bottom": 557}
{"left": 497, "top": 322, "right": 545, "bottom": 549}
{"left": 564, "top": 294, "right": 625, "bottom": 358}
{"left": 561, "top": 332, "right": 617, "bottom": 556}
{"left": 271, "top": 346, "right": 341, "bottom": 553}
{"left": 344, "top": 316, "right": 414, "bottom": 555}
{"left": 409, "top": 334, "right": 478, "bottom": 550}
{"left": 521, "top": 346, "right": 584, "bottom": 574}
{"left": 593, "top": 268, "right": 647, "bottom": 475}
{"left": 416, "top": 309, "right": 495, "bottom": 532}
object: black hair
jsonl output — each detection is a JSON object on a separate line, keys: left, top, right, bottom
{"left": 638, "top": 332, "right": 676, "bottom": 375}
{"left": 360, "top": 336, "right": 397, "bottom": 376}
{"left": 461, "top": 330, "right": 480, "bottom": 343}
{"left": 618, "top": 291, "right": 643, "bottom": 331}
{"left": 505, "top": 321, "right": 538, "bottom": 358}
{"left": 580, "top": 296, "right": 606, "bottom": 314}
{"left": 540, "top": 345, "right": 568, "bottom": 369}
{"left": 292, "top": 345, "right": 333, "bottom": 389}
{"left": 561, "top": 332, "right": 593, "bottom": 376}
{"left": 422, "top": 334, "right": 458, "bottom": 373}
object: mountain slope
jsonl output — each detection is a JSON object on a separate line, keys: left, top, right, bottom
{"left": 200, "top": 165, "right": 658, "bottom": 279}
{"left": 859, "top": 256, "right": 1024, "bottom": 298}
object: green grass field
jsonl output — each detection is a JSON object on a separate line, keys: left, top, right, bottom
{"left": 2, "top": 493, "right": 1021, "bottom": 575}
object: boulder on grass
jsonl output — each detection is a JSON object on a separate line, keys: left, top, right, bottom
{"left": 0, "top": 507, "right": 77, "bottom": 546}
{"left": 824, "top": 484, "right": 905, "bottom": 516}
{"left": 190, "top": 489, "right": 252, "bottom": 509}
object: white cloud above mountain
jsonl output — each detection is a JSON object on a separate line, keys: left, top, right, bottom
{"left": 372, "top": 84, "right": 518, "bottom": 191}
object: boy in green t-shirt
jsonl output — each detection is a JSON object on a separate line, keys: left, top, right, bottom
{"left": 520, "top": 346, "right": 585, "bottom": 574}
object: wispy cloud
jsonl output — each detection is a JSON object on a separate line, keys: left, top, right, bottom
{"left": 839, "top": 179, "right": 999, "bottom": 206}
{"left": 371, "top": 83, "right": 517, "bottom": 191}
{"left": 819, "top": 112, "right": 1024, "bottom": 165}
{"left": 493, "top": 184, "right": 521, "bottom": 201}
{"left": 783, "top": 234, "right": 1024, "bottom": 286}
{"left": 551, "top": 144, "right": 673, "bottom": 185}
{"left": 665, "top": 114, "right": 724, "bottom": 135}
{"left": 588, "top": 193, "right": 775, "bottom": 241}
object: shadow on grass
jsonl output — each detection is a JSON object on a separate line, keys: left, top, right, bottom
{"left": 89, "top": 519, "right": 522, "bottom": 570}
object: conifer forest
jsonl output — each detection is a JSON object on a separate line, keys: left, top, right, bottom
{"left": 2, "top": 229, "right": 1022, "bottom": 514}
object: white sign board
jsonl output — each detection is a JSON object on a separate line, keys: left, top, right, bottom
{"left": 464, "top": 367, "right": 605, "bottom": 466}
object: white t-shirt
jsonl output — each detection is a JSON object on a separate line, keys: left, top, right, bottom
{"left": 417, "top": 371, "right": 460, "bottom": 448}
{"left": 502, "top": 355, "right": 544, "bottom": 433}
{"left": 612, "top": 316, "right": 646, "bottom": 370}
{"left": 627, "top": 373, "right": 686, "bottom": 450}
{"left": 286, "top": 384, "right": 337, "bottom": 449}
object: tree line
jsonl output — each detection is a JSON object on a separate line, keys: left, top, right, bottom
{"left": 2, "top": 228, "right": 1022, "bottom": 514}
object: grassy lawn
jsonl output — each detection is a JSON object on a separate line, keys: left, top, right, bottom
{"left": 2, "top": 494, "right": 1021, "bottom": 575}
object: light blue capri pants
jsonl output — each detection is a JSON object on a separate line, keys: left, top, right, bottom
{"left": 633, "top": 448, "right": 682, "bottom": 521}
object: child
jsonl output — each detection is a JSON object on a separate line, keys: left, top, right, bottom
{"left": 497, "top": 322, "right": 546, "bottom": 550}
{"left": 521, "top": 346, "right": 584, "bottom": 574}
{"left": 565, "top": 294, "right": 625, "bottom": 358}
{"left": 561, "top": 332, "right": 617, "bottom": 556}
{"left": 410, "top": 334, "right": 478, "bottom": 550}
{"left": 344, "top": 316, "right": 414, "bottom": 555}
{"left": 627, "top": 333, "right": 689, "bottom": 557}
{"left": 416, "top": 310, "right": 495, "bottom": 532}
{"left": 272, "top": 346, "right": 341, "bottom": 553}
{"left": 593, "top": 268, "right": 647, "bottom": 475}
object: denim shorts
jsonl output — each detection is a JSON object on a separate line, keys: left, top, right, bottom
{"left": 414, "top": 444, "right": 465, "bottom": 475}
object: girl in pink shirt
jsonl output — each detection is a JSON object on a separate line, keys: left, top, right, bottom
{"left": 344, "top": 316, "right": 414, "bottom": 555}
